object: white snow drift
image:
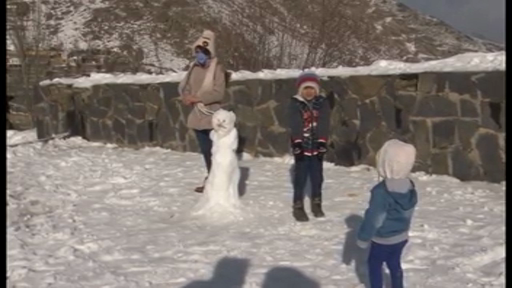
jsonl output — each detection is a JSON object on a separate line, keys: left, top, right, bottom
{"left": 7, "top": 130, "right": 505, "bottom": 287}
{"left": 40, "top": 51, "right": 505, "bottom": 88}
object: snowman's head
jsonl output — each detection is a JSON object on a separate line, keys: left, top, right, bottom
{"left": 212, "top": 109, "right": 236, "bottom": 134}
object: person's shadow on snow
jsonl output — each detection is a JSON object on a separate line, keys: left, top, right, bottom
{"left": 342, "top": 214, "right": 391, "bottom": 288}
{"left": 262, "top": 266, "right": 320, "bottom": 288}
{"left": 181, "top": 257, "right": 250, "bottom": 288}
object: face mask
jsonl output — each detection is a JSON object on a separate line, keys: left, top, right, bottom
{"left": 196, "top": 51, "right": 208, "bottom": 65}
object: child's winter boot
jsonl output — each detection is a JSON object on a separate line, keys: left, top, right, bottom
{"left": 311, "top": 198, "right": 325, "bottom": 218}
{"left": 293, "top": 201, "right": 309, "bottom": 222}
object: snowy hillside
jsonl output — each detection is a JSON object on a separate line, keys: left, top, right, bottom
{"left": 7, "top": 130, "right": 505, "bottom": 287}
{"left": 12, "top": 0, "right": 504, "bottom": 72}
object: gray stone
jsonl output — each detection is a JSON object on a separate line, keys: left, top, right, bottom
{"left": 228, "top": 82, "right": 257, "bottom": 107}
{"left": 414, "top": 95, "right": 457, "bottom": 118}
{"left": 456, "top": 119, "right": 479, "bottom": 151}
{"left": 100, "top": 120, "right": 114, "bottom": 143}
{"left": 394, "top": 74, "right": 418, "bottom": 93}
{"left": 237, "top": 122, "right": 259, "bottom": 155}
{"left": 255, "top": 103, "right": 276, "bottom": 128}
{"left": 273, "top": 79, "right": 297, "bottom": 102}
{"left": 88, "top": 105, "right": 110, "bottom": 119}
{"left": 431, "top": 152, "right": 450, "bottom": 176}
{"left": 322, "top": 77, "right": 349, "bottom": 101}
{"left": 417, "top": 73, "right": 438, "bottom": 94}
{"left": 86, "top": 118, "right": 103, "bottom": 142}
{"left": 480, "top": 101, "right": 503, "bottom": 131}
{"left": 255, "top": 80, "right": 275, "bottom": 106}
{"left": 126, "top": 132, "right": 139, "bottom": 146}
{"left": 377, "top": 95, "right": 398, "bottom": 130}
{"left": 112, "top": 117, "right": 126, "bottom": 143}
{"left": 259, "top": 127, "right": 289, "bottom": 156}
{"left": 128, "top": 103, "right": 146, "bottom": 120}
{"left": 474, "top": 130, "right": 505, "bottom": 183}
{"left": 366, "top": 125, "right": 391, "bottom": 155}
{"left": 345, "top": 76, "right": 387, "bottom": 102}
{"left": 476, "top": 72, "right": 505, "bottom": 102}
{"left": 359, "top": 100, "right": 381, "bottom": 135}
{"left": 409, "top": 119, "right": 431, "bottom": 161}
{"left": 340, "top": 96, "right": 359, "bottom": 120}
{"left": 136, "top": 121, "right": 151, "bottom": 144}
{"left": 156, "top": 112, "right": 175, "bottom": 145}
{"left": 395, "top": 93, "right": 417, "bottom": 113}
{"left": 272, "top": 102, "right": 288, "bottom": 128}
{"left": 459, "top": 98, "right": 479, "bottom": 118}
{"left": 431, "top": 120, "right": 456, "bottom": 149}
{"left": 443, "top": 73, "right": 478, "bottom": 98}
{"left": 451, "top": 147, "right": 482, "bottom": 181}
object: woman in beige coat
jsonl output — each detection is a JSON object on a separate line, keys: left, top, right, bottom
{"left": 178, "top": 30, "right": 227, "bottom": 193}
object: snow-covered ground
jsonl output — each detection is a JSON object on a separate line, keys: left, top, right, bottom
{"left": 7, "top": 130, "right": 505, "bottom": 288}
{"left": 40, "top": 51, "right": 505, "bottom": 88}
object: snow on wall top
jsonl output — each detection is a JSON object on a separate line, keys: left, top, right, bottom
{"left": 40, "top": 51, "right": 505, "bottom": 88}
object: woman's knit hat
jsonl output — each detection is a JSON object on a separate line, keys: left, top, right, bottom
{"left": 296, "top": 71, "right": 320, "bottom": 95}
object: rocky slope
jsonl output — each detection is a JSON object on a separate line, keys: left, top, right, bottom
{"left": 11, "top": 0, "right": 504, "bottom": 72}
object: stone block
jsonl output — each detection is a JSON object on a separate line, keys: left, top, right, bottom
{"left": 377, "top": 95, "right": 398, "bottom": 130}
{"left": 100, "top": 120, "right": 114, "bottom": 143}
{"left": 394, "top": 74, "right": 418, "bottom": 93}
{"left": 417, "top": 73, "right": 438, "bottom": 94}
{"left": 473, "top": 130, "right": 505, "bottom": 183}
{"left": 255, "top": 80, "right": 275, "bottom": 106}
{"left": 450, "top": 147, "right": 482, "bottom": 182}
{"left": 112, "top": 117, "right": 126, "bottom": 144}
{"left": 259, "top": 126, "right": 289, "bottom": 156}
{"left": 340, "top": 96, "right": 359, "bottom": 120}
{"left": 86, "top": 118, "right": 103, "bottom": 142}
{"left": 136, "top": 121, "right": 152, "bottom": 144}
{"left": 456, "top": 119, "right": 479, "bottom": 151}
{"left": 480, "top": 100, "right": 503, "bottom": 131}
{"left": 128, "top": 103, "right": 147, "bottom": 120}
{"left": 431, "top": 120, "right": 456, "bottom": 149}
{"left": 443, "top": 73, "right": 478, "bottom": 99}
{"left": 413, "top": 95, "right": 457, "bottom": 118}
{"left": 431, "top": 151, "right": 450, "bottom": 176}
{"left": 366, "top": 125, "right": 391, "bottom": 155}
{"left": 255, "top": 101, "right": 277, "bottom": 128}
{"left": 359, "top": 100, "right": 382, "bottom": 135}
{"left": 155, "top": 111, "right": 175, "bottom": 145}
{"left": 235, "top": 104, "right": 261, "bottom": 126}
{"left": 273, "top": 78, "right": 297, "bottom": 102}
{"left": 272, "top": 101, "right": 289, "bottom": 128}
{"left": 459, "top": 98, "right": 479, "bottom": 118}
{"left": 475, "top": 72, "right": 505, "bottom": 102}
{"left": 322, "top": 77, "right": 349, "bottom": 101}
{"left": 409, "top": 119, "right": 431, "bottom": 159}
{"left": 345, "top": 75, "right": 387, "bottom": 102}
{"left": 228, "top": 81, "right": 258, "bottom": 107}
{"left": 146, "top": 84, "right": 163, "bottom": 108}
{"left": 237, "top": 122, "right": 259, "bottom": 155}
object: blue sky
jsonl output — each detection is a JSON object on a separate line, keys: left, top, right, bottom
{"left": 399, "top": 0, "right": 505, "bottom": 44}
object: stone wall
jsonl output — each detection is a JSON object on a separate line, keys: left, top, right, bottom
{"left": 33, "top": 72, "right": 505, "bottom": 183}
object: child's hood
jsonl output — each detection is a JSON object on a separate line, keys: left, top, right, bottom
{"left": 376, "top": 139, "right": 416, "bottom": 179}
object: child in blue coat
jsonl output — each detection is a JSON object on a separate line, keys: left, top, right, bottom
{"left": 357, "top": 139, "right": 418, "bottom": 288}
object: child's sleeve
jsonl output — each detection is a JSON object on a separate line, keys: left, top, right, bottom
{"left": 357, "top": 189, "right": 388, "bottom": 248}
{"left": 316, "top": 98, "right": 331, "bottom": 143}
{"left": 287, "top": 100, "right": 303, "bottom": 144}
